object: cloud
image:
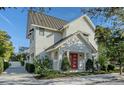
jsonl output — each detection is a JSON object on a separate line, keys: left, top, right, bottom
{"left": 0, "top": 13, "right": 14, "bottom": 26}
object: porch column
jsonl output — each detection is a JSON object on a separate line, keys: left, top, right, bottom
{"left": 51, "top": 52, "right": 55, "bottom": 70}
{"left": 83, "top": 53, "right": 87, "bottom": 71}
{"left": 58, "top": 48, "right": 63, "bottom": 71}
{"left": 67, "top": 51, "right": 70, "bottom": 64}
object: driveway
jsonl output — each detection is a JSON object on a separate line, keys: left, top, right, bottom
{"left": 0, "top": 62, "right": 124, "bottom": 85}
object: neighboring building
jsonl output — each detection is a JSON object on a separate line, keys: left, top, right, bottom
{"left": 26, "top": 11, "right": 97, "bottom": 71}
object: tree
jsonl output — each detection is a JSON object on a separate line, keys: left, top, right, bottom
{"left": 81, "top": 8, "right": 124, "bottom": 31}
{"left": 0, "top": 30, "right": 14, "bottom": 62}
{"left": 108, "top": 30, "right": 124, "bottom": 75}
{"left": 95, "top": 26, "right": 112, "bottom": 70}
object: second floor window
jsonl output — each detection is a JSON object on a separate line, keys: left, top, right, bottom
{"left": 39, "top": 28, "right": 45, "bottom": 36}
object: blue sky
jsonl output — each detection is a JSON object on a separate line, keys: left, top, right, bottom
{"left": 0, "top": 7, "right": 102, "bottom": 53}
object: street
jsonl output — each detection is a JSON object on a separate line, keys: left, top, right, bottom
{"left": 0, "top": 62, "right": 124, "bottom": 85}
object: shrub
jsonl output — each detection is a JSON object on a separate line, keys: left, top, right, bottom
{"left": 0, "top": 57, "right": 4, "bottom": 74}
{"left": 3, "top": 62, "right": 10, "bottom": 71}
{"left": 33, "top": 57, "right": 58, "bottom": 78}
{"left": 33, "top": 57, "right": 50, "bottom": 76}
{"left": 107, "top": 64, "right": 115, "bottom": 71}
{"left": 25, "top": 63, "right": 35, "bottom": 73}
{"left": 42, "top": 56, "right": 52, "bottom": 69}
{"left": 100, "top": 65, "right": 107, "bottom": 71}
{"left": 20, "top": 61, "right": 25, "bottom": 66}
{"left": 61, "top": 57, "right": 71, "bottom": 71}
{"left": 86, "top": 59, "right": 94, "bottom": 72}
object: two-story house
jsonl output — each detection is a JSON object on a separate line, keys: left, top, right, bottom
{"left": 26, "top": 11, "right": 97, "bottom": 71}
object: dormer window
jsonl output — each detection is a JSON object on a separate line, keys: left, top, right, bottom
{"left": 39, "top": 28, "right": 45, "bottom": 36}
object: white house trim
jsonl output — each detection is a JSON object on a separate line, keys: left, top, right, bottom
{"left": 31, "top": 24, "right": 61, "bottom": 32}
{"left": 46, "top": 31, "right": 96, "bottom": 53}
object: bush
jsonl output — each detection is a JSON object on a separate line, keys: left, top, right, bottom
{"left": 33, "top": 58, "right": 51, "bottom": 76}
{"left": 33, "top": 57, "right": 58, "bottom": 78}
{"left": 0, "top": 57, "right": 4, "bottom": 74}
{"left": 61, "top": 57, "right": 71, "bottom": 71}
{"left": 20, "top": 61, "right": 25, "bottom": 66}
{"left": 42, "top": 56, "right": 52, "bottom": 69}
{"left": 107, "top": 64, "right": 115, "bottom": 71}
{"left": 86, "top": 59, "right": 94, "bottom": 72}
{"left": 100, "top": 65, "right": 107, "bottom": 71}
{"left": 3, "top": 62, "right": 10, "bottom": 71}
{"left": 25, "top": 63, "right": 35, "bottom": 73}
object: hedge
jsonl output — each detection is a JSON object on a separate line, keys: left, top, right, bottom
{"left": 0, "top": 57, "right": 3, "bottom": 74}
{"left": 25, "top": 63, "right": 35, "bottom": 73}
{"left": 3, "top": 62, "right": 10, "bottom": 71}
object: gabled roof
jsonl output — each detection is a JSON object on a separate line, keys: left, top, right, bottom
{"left": 60, "top": 15, "right": 95, "bottom": 31}
{"left": 45, "top": 31, "right": 97, "bottom": 53}
{"left": 29, "top": 11, "right": 68, "bottom": 30}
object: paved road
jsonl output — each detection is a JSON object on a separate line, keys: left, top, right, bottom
{"left": 0, "top": 62, "right": 124, "bottom": 85}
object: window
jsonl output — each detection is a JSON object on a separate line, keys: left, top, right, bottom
{"left": 39, "top": 28, "right": 45, "bottom": 36}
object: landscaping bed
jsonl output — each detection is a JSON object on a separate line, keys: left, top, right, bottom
{"left": 34, "top": 71, "right": 113, "bottom": 79}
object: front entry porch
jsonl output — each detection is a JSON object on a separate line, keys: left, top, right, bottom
{"left": 46, "top": 32, "right": 97, "bottom": 72}
{"left": 50, "top": 50, "right": 88, "bottom": 71}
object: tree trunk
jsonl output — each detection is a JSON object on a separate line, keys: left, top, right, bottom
{"left": 119, "top": 60, "right": 122, "bottom": 75}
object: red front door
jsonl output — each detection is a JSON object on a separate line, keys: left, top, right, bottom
{"left": 70, "top": 53, "right": 78, "bottom": 70}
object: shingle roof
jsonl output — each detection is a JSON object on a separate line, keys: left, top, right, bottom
{"left": 29, "top": 11, "right": 68, "bottom": 30}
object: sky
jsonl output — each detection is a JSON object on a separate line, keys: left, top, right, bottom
{"left": 0, "top": 7, "right": 101, "bottom": 53}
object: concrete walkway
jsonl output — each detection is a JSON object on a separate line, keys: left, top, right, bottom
{"left": 0, "top": 62, "right": 124, "bottom": 85}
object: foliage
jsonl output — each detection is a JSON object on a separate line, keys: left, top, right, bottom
{"left": 33, "top": 56, "right": 52, "bottom": 77}
{"left": 98, "top": 44, "right": 108, "bottom": 67}
{"left": 17, "top": 53, "right": 27, "bottom": 61}
{"left": 42, "top": 56, "right": 52, "bottom": 69}
{"left": 108, "top": 30, "right": 124, "bottom": 74}
{"left": 95, "top": 26, "right": 111, "bottom": 69}
{"left": 25, "top": 63, "right": 35, "bottom": 73}
{"left": 95, "top": 25, "right": 124, "bottom": 74}
{"left": 0, "top": 57, "right": 4, "bottom": 74}
{"left": 3, "top": 62, "right": 10, "bottom": 71}
{"left": 20, "top": 61, "right": 25, "bottom": 66}
{"left": 0, "top": 30, "right": 14, "bottom": 62}
{"left": 16, "top": 53, "right": 27, "bottom": 66}
{"left": 86, "top": 59, "right": 94, "bottom": 71}
{"left": 81, "top": 8, "right": 124, "bottom": 31}
{"left": 10, "top": 53, "right": 18, "bottom": 61}
{"left": 100, "top": 65, "right": 107, "bottom": 71}
{"left": 107, "top": 64, "right": 115, "bottom": 72}
{"left": 61, "top": 56, "right": 71, "bottom": 71}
